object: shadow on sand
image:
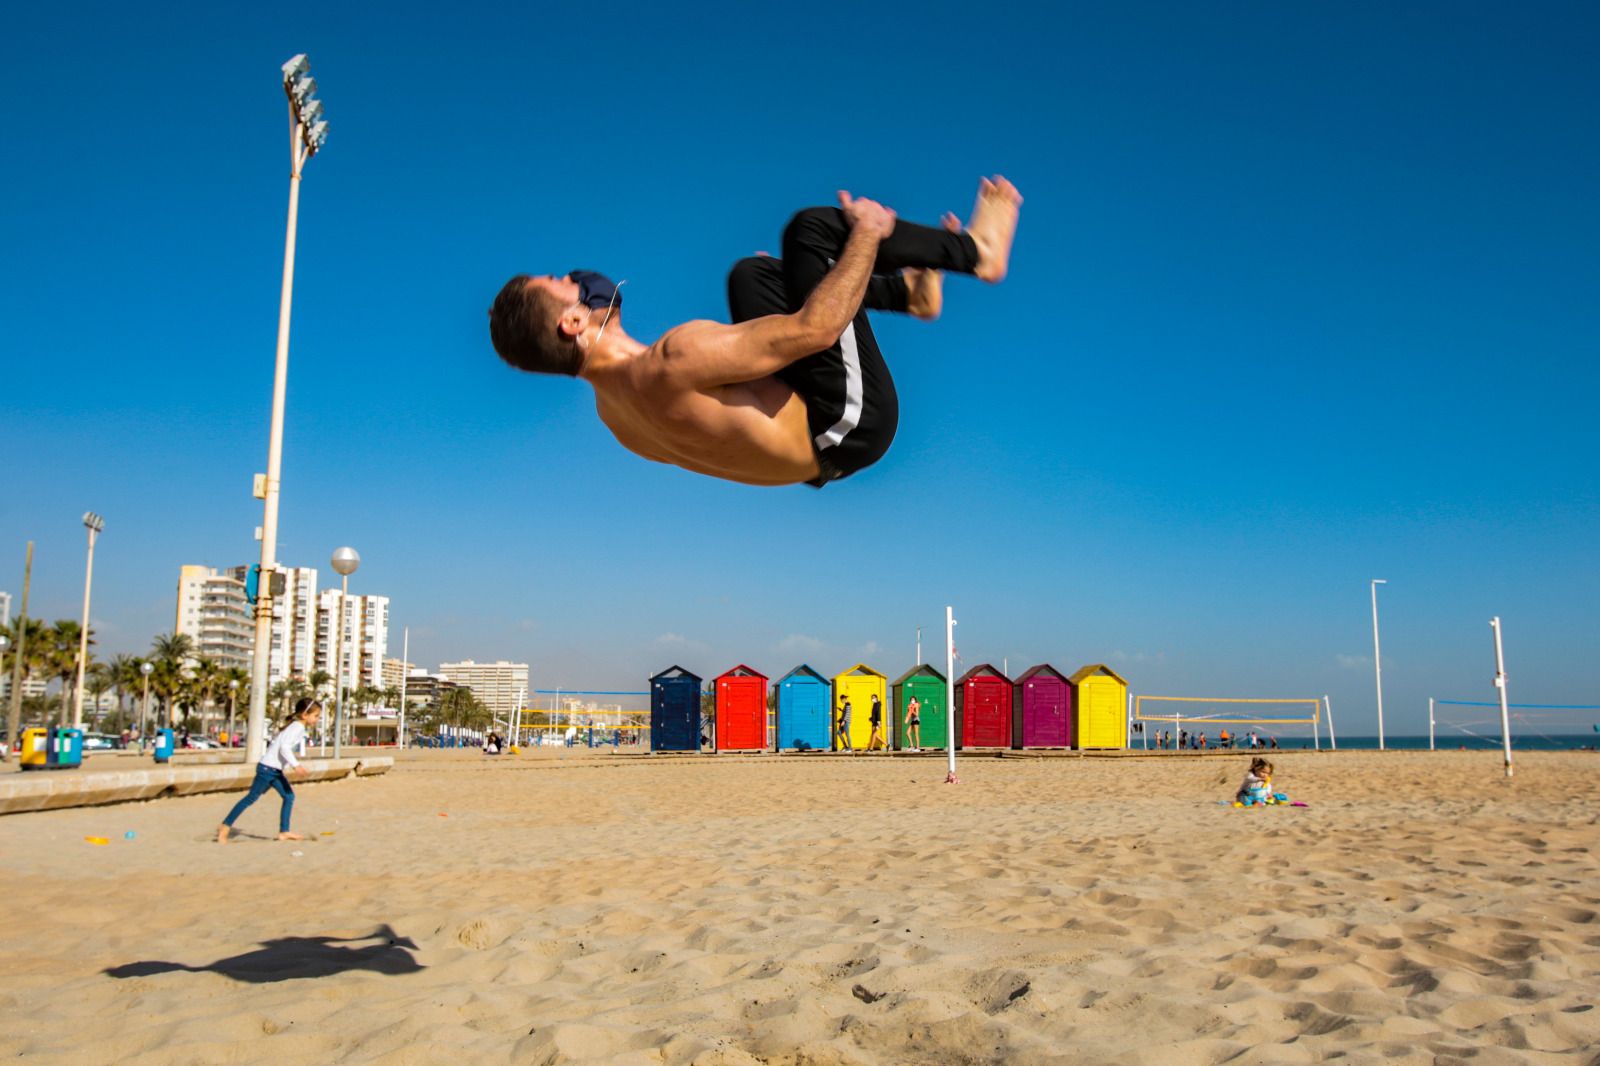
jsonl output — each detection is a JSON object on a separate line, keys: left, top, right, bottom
{"left": 104, "top": 924, "right": 422, "bottom": 983}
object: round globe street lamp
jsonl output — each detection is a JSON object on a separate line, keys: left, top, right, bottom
{"left": 72, "top": 512, "right": 106, "bottom": 730}
{"left": 245, "top": 55, "right": 332, "bottom": 765}
{"left": 140, "top": 660, "right": 155, "bottom": 753}
{"left": 330, "top": 547, "right": 360, "bottom": 759}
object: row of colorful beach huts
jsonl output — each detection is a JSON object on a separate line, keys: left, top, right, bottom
{"left": 648, "top": 662, "right": 1130, "bottom": 752}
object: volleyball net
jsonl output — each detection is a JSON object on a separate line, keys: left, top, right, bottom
{"left": 1430, "top": 699, "right": 1600, "bottom": 750}
{"left": 512, "top": 690, "right": 653, "bottom": 748}
{"left": 1133, "top": 695, "right": 1326, "bottom": 749}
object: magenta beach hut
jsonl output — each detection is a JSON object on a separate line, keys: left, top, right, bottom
{"left": 1012, "top": 664, "right": 1073, "bottom": 749}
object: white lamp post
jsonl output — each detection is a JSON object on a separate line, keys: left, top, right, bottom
{"left": 330, "top": 546, "right": 360, "bottom": 759}
{"left": 1370, "top": 579, "right": 1387, "bottom": 751}
{"left": 71, "top": 512, "right": 106, "bottom": 730}
{"left": 0, "top": 634, "right": 9, "bottom": 751}
{"left": 945, "top": 607, "right": 958, "bottom": 784}
{"left": 245, "top": 55, "right": 330, "bottom": 764}
{"left": 228, "top": 678, "right": 240, "bottom": 748}
{"left": 140, "top": 660, "right": 154, "bottom": 751}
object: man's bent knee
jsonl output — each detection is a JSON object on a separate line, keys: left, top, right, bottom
{"left": 783, "top": 206, "right": 845, "bottom": 244}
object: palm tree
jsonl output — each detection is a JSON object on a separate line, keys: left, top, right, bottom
{"left": 150, "top": 632, "right": 195, "bottom": 666}
{"left": 190, "top": 656, "right": 221, "bottom": 735}
{"left": 308, "top": 669, "right": 333, "bottom": 704}
{"left": 148, "top": 634, "right": 194, "bottom": 729}
{"left": 47, "top": 620, "right": 92, "bottom": 726}
{"left": 85, "top": 662, "right": 113, "bottom": 730}
{"left": 223, "top": 666, "right": 250, "bottom": 740}
{"left": 105, "top": 653, "right": 138, "bottom": 731}
{"left": 150, "top": 657, "right": 185, "bottom": 729}
{"left": 269, "top": 679, "right": 298, "bottom": 719}
{"left": 3, "top": 618, "right": 50, "bottom": 753}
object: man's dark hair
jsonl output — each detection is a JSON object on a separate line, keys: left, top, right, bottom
{"left": 488, "top": 275, "right": 583, "bottom": 376}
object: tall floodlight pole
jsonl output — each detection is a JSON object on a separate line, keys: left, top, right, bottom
{"left": 944, "top": 607, "right": 958, "bottom": 784}
{"left": 72, "top": 512, "right": 106, "bottom": 729}
{"left": 916, "top": 626, "right": 922, "bottom": 666}
{"left": 5, "top": 542, "right": 32, "bottom": 762}
{"left": 329, "top": 546, "right": 360, "bottom": 758}
{"left": 397, "top": 625, "right": 409, "bottom": 749}
{"left": 1370, "top": 579, "right": 1387, "bottom": 751}
{"left": 1490, "top": 617, "right": 1513, "bottom": 778}
{"left": 246, "top": 54, "right": 330, "bottom": 763}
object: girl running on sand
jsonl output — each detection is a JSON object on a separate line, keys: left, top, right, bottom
{"left": 217, "top": 698, "right": 321, "bottom": 843}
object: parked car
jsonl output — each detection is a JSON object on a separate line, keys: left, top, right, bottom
{"left": 183, "top": 736, "right": 218, "bottom": 750}
{"left": 83, "top": 733, "right": 124, "bottom": 751}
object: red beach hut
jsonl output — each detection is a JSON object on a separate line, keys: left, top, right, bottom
{"left": 715, "top": 665, "right": 768, "bottom": 752}
{"left": 1012, "top": 664, "right": 1073, "bottom": 749}
{"left": 956, "top": 664, "right": 1012, "bottom": 748}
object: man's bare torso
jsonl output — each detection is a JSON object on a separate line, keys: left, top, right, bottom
{"left": 592, "top": 321, "right": 822, "bottom": 486}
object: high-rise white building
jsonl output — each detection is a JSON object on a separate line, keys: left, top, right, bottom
{"left": 225, "top": 565, "right": 318, "bottom": 686}
{"left": 315, "top": 589, "right": 389, "bottom": 692}
{"left": 437, "top": 659, "right": 529, "bottom": 718}
{"left": 174, "top": 566, "right": 253, "bottom": 670}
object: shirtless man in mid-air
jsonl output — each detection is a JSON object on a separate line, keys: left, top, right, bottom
{"left": 488, "top": 176, "right": 1021, "bottom": 487}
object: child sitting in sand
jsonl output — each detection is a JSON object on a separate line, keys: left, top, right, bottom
{"left": 1235, "top": 757, "right": 1288, "bottom": 806}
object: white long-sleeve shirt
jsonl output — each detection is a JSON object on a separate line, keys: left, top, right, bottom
{"left": 261, "top": 720, "right": 307, "bottom": 771}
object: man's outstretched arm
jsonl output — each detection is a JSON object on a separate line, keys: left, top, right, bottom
{"left": 664, "top": 193, "right": 895, "bottom": 389}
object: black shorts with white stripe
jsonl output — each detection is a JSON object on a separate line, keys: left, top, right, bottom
{"left": 725, "top": 207, "right": 978, "bottom": 487}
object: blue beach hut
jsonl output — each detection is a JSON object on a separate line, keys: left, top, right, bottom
{"left": 650, "top": 665, "right": 703, "bottom": 752}
{"left": 775, "top": 665, "right": 831, "bottom": 751}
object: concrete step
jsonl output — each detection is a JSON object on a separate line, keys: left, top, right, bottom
{"left": 0, "top": 758, "right": 393, "bottom": 816}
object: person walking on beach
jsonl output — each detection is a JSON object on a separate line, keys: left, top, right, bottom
{"left": 837, "top": 697, "right": 854, "bottom": 752}
{"left": 217, "top": 698, "right": 320, "bottom": 844}
{"left": 905, "top": 695, "right": 922, "bottom": 752}
{"left": 868, "top": 694, "right": 886, "bottom": 751}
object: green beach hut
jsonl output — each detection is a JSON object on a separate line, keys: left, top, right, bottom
{"left": 891, "top": 664, "right": 949, "bottom": 750}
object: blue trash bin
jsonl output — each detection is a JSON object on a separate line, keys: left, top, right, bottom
{"left": 46, "top": 727, "right": 84, "bottom": 769}
{"left": 153, "top": 728, "right": 175, "bottom": 764}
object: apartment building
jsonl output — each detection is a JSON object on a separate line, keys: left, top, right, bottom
{"left": 437, "top": 659, "right": 529, "bottom": 718}
{"left": 315, "top": 589, "right": 390, "bottom": 692}
{"left": 174, "top": 566, "right": 253, "bottom": 670}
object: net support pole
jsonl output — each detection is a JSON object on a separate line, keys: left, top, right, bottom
{"left": 1313, "top": 709, "right": 1320, "bottom": 751}
{"left": 1428, "top": 697, "right": 1435, "bottom": 751}
{"left": 1491, "top": 617, "right": 1513, "bottom": 778}
{"left": 1323, "top": 695, "right": 1337, "bottom": 750}
{"left": 944, "top": 606, "right": 958, "bottom": 784}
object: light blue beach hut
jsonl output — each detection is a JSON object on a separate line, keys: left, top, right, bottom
{"left": 775, "top": 665, "right": 831, "bottom": 751}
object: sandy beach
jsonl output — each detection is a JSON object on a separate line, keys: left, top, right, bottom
{"left": 0, "top": 748, "right": 1595, "bottom": 1064}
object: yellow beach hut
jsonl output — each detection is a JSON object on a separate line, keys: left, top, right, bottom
{"left": 831, "top": 663, "right": 888, "bottom": 751}
{"left": 1068, "top": 664, "right": 1128, "bottom": 749}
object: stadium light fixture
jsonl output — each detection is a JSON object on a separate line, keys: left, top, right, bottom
{"left": 246, "top": 55, "right": 331, "bottom": 764}
{"left": 71, "top": 512, "right": 106, "bottom": 729}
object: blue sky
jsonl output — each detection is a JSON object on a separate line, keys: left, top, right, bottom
{"left": 4, "top": 2, "right": 1597, "bottom": 734}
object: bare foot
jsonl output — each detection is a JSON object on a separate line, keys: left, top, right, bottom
{"left": 903, "top": 213, "right": 963, "bottom": 320}
{"left": 277, "top": 831, "right": 305, "bottom": 841}
{"left": 965, "top": 176, "right": 1023, "bottom": 283}
{"left": 217, "top": 824, "right": 231, "bottom": 844}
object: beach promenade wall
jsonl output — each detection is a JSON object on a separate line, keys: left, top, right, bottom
{"left": 0, "top": 757, "right": 392, "bottom": 816}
